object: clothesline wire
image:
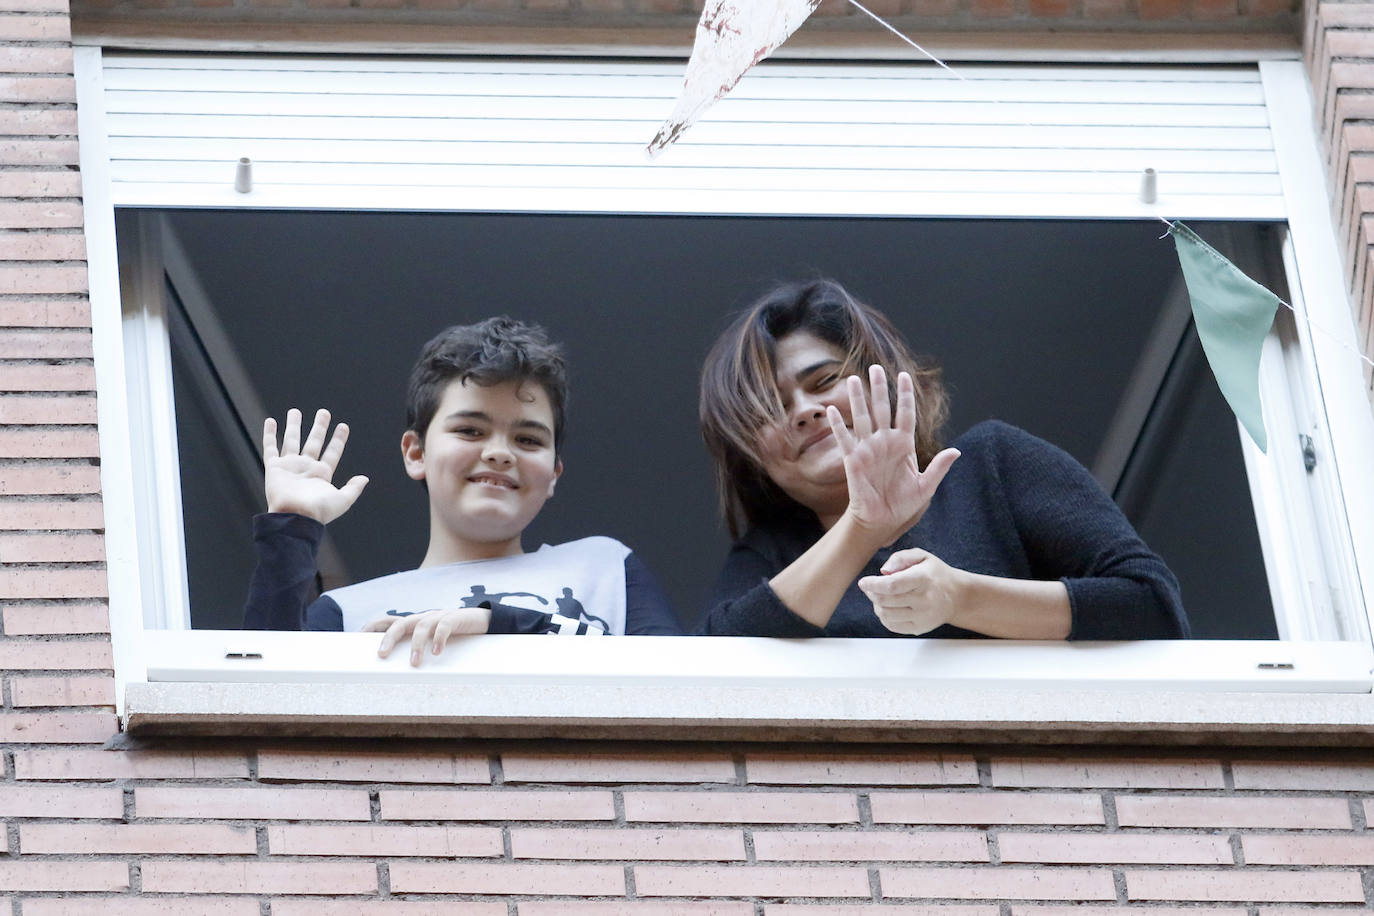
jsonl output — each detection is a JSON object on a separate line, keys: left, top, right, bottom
{"left": 843, "top": 0, "right": 1374, "bottom": 372}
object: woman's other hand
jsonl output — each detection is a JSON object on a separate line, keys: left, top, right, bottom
{"left": 364, "top": 606, "right": 493, "bottom": 667}
{"left": 828, "top": 366, "right": 959, "bottom": 545}
{"left": 858, "top": 547, "right": 964, "bottom": 635}
{"left": 263, "top": 408, "right": 370, "bottom": 524}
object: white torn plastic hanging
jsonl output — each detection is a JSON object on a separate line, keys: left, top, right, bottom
{"left": 647, "top": 0, "right": 823, "bottom": 157}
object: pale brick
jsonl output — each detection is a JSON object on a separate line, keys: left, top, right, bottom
{"left": 870, "top": 792, "right": 1103, "bottom": 826}
{"left": 0, "top": 638, "right": 111, "bottom": 668}
{"left": 0, "top": 329, "right": 91, "bottom": 358}
{"left": 635, "top": 864, "right": 870, "bottom": 898}
{"left": 15, "top": 748, "right": 248, "bottom": 780}
{"left": 990, "top": 757, "right": 1224, "bottom": 789}
{"left": 746, "top": 752, "right": 977, "bottom": 786}
{"left": 267, "top": 824, "right": 502, "bottom": 857}
{"left": 22, "top": 900, "right": 261, "bottom": 916}
{"left": 1010, "top": 908, "right": 1246, "bottom": 916}
{"left": 0, "top": 430, "right": 101, "bottom": 459}
{"left": 0, "top": 860, "right": 128, "bottom": 891}
{"left": 3, "top": 603, "right": 109, "bottom": 634}
{"left": 0, "top": 300, "right": 90, "bottom": 327}
{"left": 1245, "top": 833, "right": 1374, "bottom": 865}
{"left": 258, "top": 747, "right": 489, "bottom": 783}
{"left": 0, "top": 464, "right": 102, "bottom": 494}
{"left": 0, "top": 784, "right": 122, "bottom": 817}
{"left": 0, "top": 168, "right": 82, "bottom": 193}
{"left": 0, "top": 47, "right": 72, "bottom": 74}
{"left": 0, "top": 233, "right": 86, "bottom": 261}
{"left": 273, "top": 904, "right": 507, "bottom": 916}
{"left": 140, "top": 860, "right": 377, "bottom": 895}
{"left": 0, "top": 13, "right": 70, "bottom": 40}
{"left": 502, "top": 750, "right": 735, "bottom": 784}
{"left": 1115, "top": 795, "right": 1350, "bottom": 829}
{"left": 0, "top": 264, "right": 86, "bottom": 293}
{"left": 1256, "top": 909, "right": 1372, "bottom": 916}
{"left": 11, "top": 674, "right": 114, "bottom": 706}
{"left": 389, "top": 862, "right": 624, "bottom": 895}
{"left": 272, "top": 900, "right": 505, "bottom": 916}
{"left": 771, "top": 908, "right": 998, "bottom": 916}
{"left": 1126, "top": 869, "right": 1364, "bottom": 902}
{"left": 511, "top": 827, "right": 745, "bottom": 861}
{"left": 0, "top": 567, "right": 106, "bottom": 599}
{"left": 0, "top": 363, "right": 95, "bottom": 390}
{"left": 883, "top": 866, "right": 1117, "bottom": 901}
{"left": 624, "top": 791, "right": 858, "bottom": 824}
{"left": 21, "top": 822, "right": 256, "bottom": 854}
{"left": 1233, "top": 760, "right": 1374, "bottom": 790}
{"left": 525, "top": 905, "right": 754, "bottom": 916}
{"left": 0, "top": 203, "right": 82, "bottom": 230}
{"left": 0, "top": 139, "right": 77, "bottom": 164}
{"left": 998, "top": 831, "right": 1232, "bottom": 864}
{"left": 752, "top": 829, "right": 988, "bottom": 862}
{"left": 0, "top": 710, "right": 116, "bottom": 742}
{"left": 0, "top": 497, "right": 103, "bottom": 526}
{"left": 0, "top": 532, "right": 106, "bottom": 562}
{"left": 0, "top": 0, "right": 68, "bottom": 10}
{"left": 381, "top": 788, "right": 614, "bottom": 821}
{"left": 137, "top": 786, "right": 371, "bottom": 821}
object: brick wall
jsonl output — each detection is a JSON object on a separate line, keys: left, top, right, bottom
{"left": 3, "top": 745, "right": 1374, "bottom": 909}
{"left": 5, "top": 0, "right": 1374, "bottom": 909}
{"left": 1308, "top": 0, "right": 1374, "bottom": 392}
{"left": 66, "top": 0, "right": 1298, "bottom": 35}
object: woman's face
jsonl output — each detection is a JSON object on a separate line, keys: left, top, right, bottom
{"left": 756, "top": 331, "right": 854, "bottom": 517}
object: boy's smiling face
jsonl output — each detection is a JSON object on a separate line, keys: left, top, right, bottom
{"left": 402, "top": 377, "right": 562, "bottom": 564}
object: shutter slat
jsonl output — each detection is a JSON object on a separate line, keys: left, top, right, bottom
{"left": 101, "top": 53, "right": 1280, "bottom": 219}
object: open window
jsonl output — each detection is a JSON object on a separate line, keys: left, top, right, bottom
{"left": 75, "top": 50, "right": 1374, "bottom": 734}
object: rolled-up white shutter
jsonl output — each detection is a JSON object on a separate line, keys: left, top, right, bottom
{"left": 98, "top": 54, "right": 1282, "bottom": 219}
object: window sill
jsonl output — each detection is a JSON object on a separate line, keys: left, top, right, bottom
{"left": 124, "top": 632, "right": 1374, "bottom": 745}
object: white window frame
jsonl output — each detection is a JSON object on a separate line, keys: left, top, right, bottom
{"left": 74, "top": 47, "right": 1374, "bottom": 737}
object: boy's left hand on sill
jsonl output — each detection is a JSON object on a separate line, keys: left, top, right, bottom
{"left": 364, "top": 607, "right": 493, "bottom": 667}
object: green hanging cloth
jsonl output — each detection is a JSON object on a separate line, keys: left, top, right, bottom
{"left": 1169, "top": 221, "right": 1281, "bottom": 453}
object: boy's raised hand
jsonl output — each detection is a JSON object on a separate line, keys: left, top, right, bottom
{"left": 263, "top": 408, "right": 369, "bottom": 524}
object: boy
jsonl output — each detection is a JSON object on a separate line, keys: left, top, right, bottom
{"left": 242, "top": 317, "right": 681, "bottom": 664}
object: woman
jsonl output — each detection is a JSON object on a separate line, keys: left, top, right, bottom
{"left": 696, "top": 278, "right": 1189, "bottom": 640}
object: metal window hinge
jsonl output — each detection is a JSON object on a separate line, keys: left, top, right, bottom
{"left": 1299, "top": 434, "right": 1316, "bottom": 473}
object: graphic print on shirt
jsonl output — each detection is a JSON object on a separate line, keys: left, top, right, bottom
{"left": 325, "top": 536, "right": 633, "bottom": 634}
{"left": 386, "top": 583, "right": 608, "bottom": 635}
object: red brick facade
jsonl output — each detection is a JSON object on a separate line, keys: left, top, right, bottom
{"left": 5, "top": 0, "right": 1374, "bottom": 909}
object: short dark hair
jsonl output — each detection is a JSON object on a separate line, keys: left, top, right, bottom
{"left": 699, "top": 279, "right": 948, "bottom": 538}
{"left": 405, "top": 317, "right": 569, "bottom": 454}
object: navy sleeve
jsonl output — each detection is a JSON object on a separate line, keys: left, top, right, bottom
{"left": 243, "top": 513, "right": 343, "bottom": 632}
{"left": 694, "top": 541, "right": 828, "bottom": 637}
{"left": 622, "top": 552, "right": 683, "bottom": 635}
{"left": 984, "top": 421, "right": 1189, "bottom": 640}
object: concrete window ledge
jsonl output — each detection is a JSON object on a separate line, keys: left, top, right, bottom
{"left": 125, "top": 681, "right": 1374, "bottom": 745}
{"left": 124, "top": 633, "right": 1374, "bottom": 745}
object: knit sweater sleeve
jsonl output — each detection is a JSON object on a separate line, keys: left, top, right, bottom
{"left": 695, "top": 538, "right": 828, "bottom": 637}
{"left": 979, "top": 421, "right": 1189, "bottom": 639}
{"left": 242, "top": 512, "right": 344, "bottom": 632}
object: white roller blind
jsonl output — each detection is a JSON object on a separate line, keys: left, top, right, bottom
{"left": 99, "top": 54, "right": 1283, "bottom": 219}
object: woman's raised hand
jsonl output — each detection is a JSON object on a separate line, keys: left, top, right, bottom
{"left": 827, "top": 366, "right": 960, "bottom": 545}
{"left": 263, "top": 408, "right": 370, "bottom": 524}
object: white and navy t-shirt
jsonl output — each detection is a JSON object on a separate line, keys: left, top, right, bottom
{"left": 325, "top": 536, "right": 631, "bottom": 634}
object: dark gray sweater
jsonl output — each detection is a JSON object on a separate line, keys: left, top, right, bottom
{"left": 697, "top": 420, "right": 1189, "bottom": 640}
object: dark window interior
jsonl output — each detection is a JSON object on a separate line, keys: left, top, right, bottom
{"left": 131, "top": 210, "right": 1278, "bottom": 638}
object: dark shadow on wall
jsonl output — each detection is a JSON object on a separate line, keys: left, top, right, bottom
{"left": 147, "top": 210, "right": 1275, "bottom": 638}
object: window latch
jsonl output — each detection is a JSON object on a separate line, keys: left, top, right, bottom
{"left": 1299, "top": 434, "right": 1316, "bottom": 473}
{"left": 224, "top": 650, "right": 263, "bottom": 660}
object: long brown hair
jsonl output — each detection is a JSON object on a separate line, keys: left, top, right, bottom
{"left": 699, "top": 279, "right": 949, "bottom": 538}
